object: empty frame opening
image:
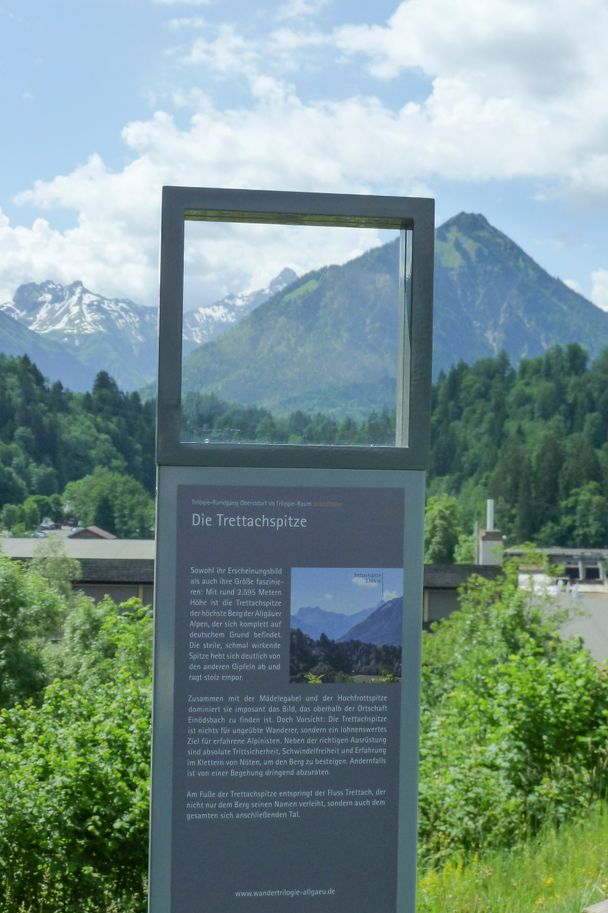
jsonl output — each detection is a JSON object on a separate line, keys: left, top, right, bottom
{"left": 179, "top": 216, "right": 412, "bottom": 449}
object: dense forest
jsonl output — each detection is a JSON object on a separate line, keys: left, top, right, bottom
{"left": 0, "top": 356, "right": 155, "bottom": 537}
{"left": 2, "top": 343, "right": 608, "bottom": 548}
{"left": 289, "top": 628, "right": 401, "bottom": 682}
{"left": 181, "top": 389, "right": 395, "bottom": 446}
{"left": 429, "top": 343, "right": 608, "bottom": 547}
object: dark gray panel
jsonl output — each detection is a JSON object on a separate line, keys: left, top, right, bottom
{"left": 149, "top": 466, "right": 425, "bottom": 913}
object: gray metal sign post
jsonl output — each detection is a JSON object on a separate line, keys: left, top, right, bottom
{"left": 149, "top": 187, "right": 434, "bottom": 913}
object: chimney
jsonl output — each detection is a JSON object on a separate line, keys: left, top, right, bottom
{"left": 486, "top": 499, "right": 494, "bottom": 532}
{"left": 479, "top": 499, "right": 503, "bottom": 566}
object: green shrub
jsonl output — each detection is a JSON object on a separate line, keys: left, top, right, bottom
{"left": 0, "top": 551, "right": 152, "bottom": 911}
{"left": 2, "top": 549, "right": 608, "bottom": 906}
{"left": 419, "top": 563, "right": 608, "bottom": 863}
{"left": 0, "top": 556, "right": 65, "bottom": 708}
{"left": 0, "top": 672, "right": 150, "bottom": 912}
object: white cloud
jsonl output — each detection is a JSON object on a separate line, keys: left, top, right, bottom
{"left": 167, "top": 17, "right": 206, "bottom": 30}
{"left": 172, "top": 22, "right": 328, "bottom": 79}
{"left": 3, "top": 1, "right": 608, "bottom": 304}
{"left": 276, "top": 0, "right": 329, "bottom": 21}
{"left": 0, "top": 6, "right": 27, "bottom": 24}
{"left": 591, "top": 269, "right": 608, "bottom": 313}
{"left": 562, "top": 278, "right": 582, "bottom": 294}
{"left": 268, "top": 26, "right": 329, "bottom": 55}
{"left": 184, "top": 218, "right": 390, "bottom": 309}
{"left": 170, "top": 86, "right": 209, "bottom": 109}
{"left": 334, "top": 0, "right": 602, "bottom": 97}
{"left": 558, "top": 154, "right": 608, "bottom": 206}
{"left": 167, "top": 3, "right": 608, "bottom": 192}
{"left": 2, "top": 149, "right": 163, "bottom": 304}
{"left": 181, "top": 25, "right": 260, "bottom": 76}
{"left": 154, "top": 0, "right": 211, "bottom": 5}
{"left": 2, "top": 59, "right": 605, "bottom": 306}
{"left": 1, "top": 95, "right": 402, "bottom": 304}
{"left": 383, "top": 589, "right": 398, "bottom": 601}
{"left": 331, "top": 0, "right": 608, "bottom": 194}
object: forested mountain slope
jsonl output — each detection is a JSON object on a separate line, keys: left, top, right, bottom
{"left": 181, "top": 213, "right": 608, "bottom": 415}
{"left": 0, "top": 309, "right": 95, "bottom": 390}
{"left": 433, "top": 213, "right": 608, "bottom": 371}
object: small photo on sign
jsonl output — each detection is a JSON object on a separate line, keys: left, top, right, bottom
{"left": 289, "top": 567, "right": 403, "bottom": 684}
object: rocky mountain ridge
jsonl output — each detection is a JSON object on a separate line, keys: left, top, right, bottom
{"left": 182, "top": 267, "right": 298, "bottom": 351}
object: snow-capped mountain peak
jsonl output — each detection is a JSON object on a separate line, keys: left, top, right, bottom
{"left": 0, "top": 280, "right": 158, "bottom": 389}
{"left": 4, "top": 280, "right": 155, "bottom": 343}
{"left": 182, "top": 267, "right": 298, "bottom": 350}
{"left": 0, "top": 268, "right": 299, "bottom": 389}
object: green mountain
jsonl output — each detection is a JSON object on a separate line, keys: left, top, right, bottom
{"left": 181, "top": 240, "right": 400, "bottom": 416}
{"left": 181, "top": 213, "right": 608, "bottom": 416}
{"left": 433, "top": 213, "right": 608, "bottom": 371}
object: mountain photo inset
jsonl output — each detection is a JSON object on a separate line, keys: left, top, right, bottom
{"left": 289, "top": 567, "right": 403, "bottom": 684}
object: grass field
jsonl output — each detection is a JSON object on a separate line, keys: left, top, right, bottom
{"left": 417, "top": 802, "right": 608, "bottom": 913}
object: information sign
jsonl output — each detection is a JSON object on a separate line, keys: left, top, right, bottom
{"left": 151, "top": 467, "right": 424, "bottom": 913}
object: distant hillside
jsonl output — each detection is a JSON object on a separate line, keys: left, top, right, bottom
{"left": 340, "top": 596, "right": 403, "bottom": 646}
{"left": 291, "top": 604, "right": 376, "bottom": 640}
{"left": 2, "top": 342, "right": 608, "bottom": 548}
{"left": 0, "top": 309, "right": 95, "bottom": 391}
{"left": 181, "top": 240, "right": 400, "bottom": 416}
{"left": 0, "top": 355, "right": 155, "bottom": 521}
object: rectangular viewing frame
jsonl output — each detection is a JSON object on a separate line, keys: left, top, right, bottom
{"left": 157, "top": 187, "right": 434, "bottom": 471}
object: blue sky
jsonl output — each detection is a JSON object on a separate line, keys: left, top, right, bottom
{"left": 1, "top": 0, "right": 607, "bottom": 311}
{"left": 291, "top": 567, "right": 403, "bottom": 617}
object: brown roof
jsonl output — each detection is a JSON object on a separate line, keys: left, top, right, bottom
{"left": 68, "top": 526, "right": 117, "bottom": 540}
